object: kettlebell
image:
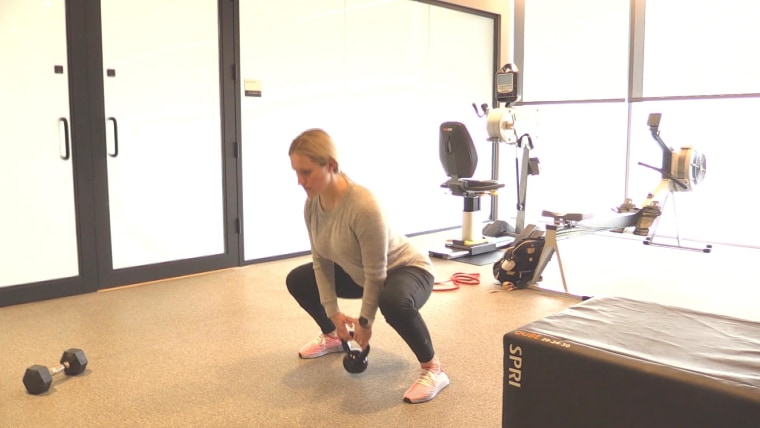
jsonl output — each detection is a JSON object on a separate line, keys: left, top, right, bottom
{"left": 341, "top": 333, "right": 370, "bottom": 374}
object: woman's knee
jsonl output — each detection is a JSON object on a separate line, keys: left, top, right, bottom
{"left": 378, "top": 291, "right": 416, "bottom": 320}
{"left": 378, "top": 268, "right": 432, "bottom": 319}
{"left": 286, "top": 263, "right": 315, "bottom": 296}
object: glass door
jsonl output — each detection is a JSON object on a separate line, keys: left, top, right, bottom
{"left": 100, "top": 0, "right": 226, "bottom": 271}
{"left": 0, "top": 0, "right": 79, "bottom": 287}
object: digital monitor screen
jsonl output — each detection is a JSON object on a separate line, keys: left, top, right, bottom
{"left": 496, "top": 72, "right": 514, "bottom": 94}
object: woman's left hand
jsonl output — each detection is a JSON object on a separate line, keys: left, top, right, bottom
{"left": 346, "top": 316, "right": 372, "bottom": 350}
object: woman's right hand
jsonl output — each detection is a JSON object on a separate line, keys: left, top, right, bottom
{"left": 330, "top": 312, "right": 355, "bottom": 341}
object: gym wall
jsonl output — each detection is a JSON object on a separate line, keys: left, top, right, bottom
{"left": 0, "top": 0, "right": 508, "bottom": 306}
{"left": 238, "top": 0, "right": 504, "bottom": 260}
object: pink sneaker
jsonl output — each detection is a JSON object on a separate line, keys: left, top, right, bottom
{"left": 403, "top": 369, "right": 450, "bottom": 403}
{"left": 298, "top": 333, "right": 343, "bottom": 359}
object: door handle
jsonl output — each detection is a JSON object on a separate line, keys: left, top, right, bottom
{"left": 107, "top": 117, "right": 119, "bottom": 157}
{"left": 59, "top": 117, "right": 70, "bottom": 160}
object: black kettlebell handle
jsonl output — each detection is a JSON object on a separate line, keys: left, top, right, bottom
{"left": 341, "top": 331, "right": 370, "bottom": 357}
{"left": 342, "top": 342, "right": 370, "bottom": 359}
{"left": 341, "top": 338, "right": 352, "bottom": 353}
{"left": 341, "top": 332, "right": 370, "bottom": 373}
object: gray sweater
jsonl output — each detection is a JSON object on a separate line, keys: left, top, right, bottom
{"left": 305, "top": 181, "right": 434, "bottom": 326}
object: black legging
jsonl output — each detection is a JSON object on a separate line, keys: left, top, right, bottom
{"left": 286, "top": 262, "right": 436, "bottom": 363}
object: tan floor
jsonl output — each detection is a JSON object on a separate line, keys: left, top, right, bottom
{"left": 0, "top": 230, "right": 757, "bottom": 427}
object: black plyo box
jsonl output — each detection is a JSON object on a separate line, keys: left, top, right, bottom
{"left": 503, "top": 297, "right": 760, "bottom": 428}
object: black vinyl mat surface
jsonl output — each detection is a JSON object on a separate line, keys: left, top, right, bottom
{"left": 452, "top": 250, "right": 504, "bottom": 266}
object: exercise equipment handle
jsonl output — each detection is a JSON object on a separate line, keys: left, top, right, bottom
{"left": 637, "top": 162, "right": 688, "bottom": 190}
{"left": 49, "top": 362, "right": 68, "bottom": 376}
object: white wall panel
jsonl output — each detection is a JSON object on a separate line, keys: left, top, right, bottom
{"left": 240, "top": 0, "right": 496, "bottom": 260}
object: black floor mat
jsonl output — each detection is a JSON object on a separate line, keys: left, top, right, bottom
{"left": 451, "top": 250, "right": 504, "bottom": 266}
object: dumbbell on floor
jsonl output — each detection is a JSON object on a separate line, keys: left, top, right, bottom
{"left": 23, "top": 348, "right": 88, "bottom": 395}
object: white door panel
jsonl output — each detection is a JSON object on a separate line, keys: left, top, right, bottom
{"left": 0, "top": 0, "right": 78, "bottom": 287}
{"left": 101, "top": 0, "right": 225, "bottom": 269}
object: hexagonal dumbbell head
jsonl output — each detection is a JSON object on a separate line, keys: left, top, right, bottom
{"left": 61, "top": 348, "right": 88, "bottom": 375}
{"left": 23, "top": 365, "right": 53, "bottom": 395}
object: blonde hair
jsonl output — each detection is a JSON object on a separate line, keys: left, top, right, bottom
{"left": 289, "top": 128, "right": 342, "bottom": 174}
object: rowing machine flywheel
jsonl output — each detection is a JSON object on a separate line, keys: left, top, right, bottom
{"left": 674, "top": 146, "right": 707, "bottom": 191}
